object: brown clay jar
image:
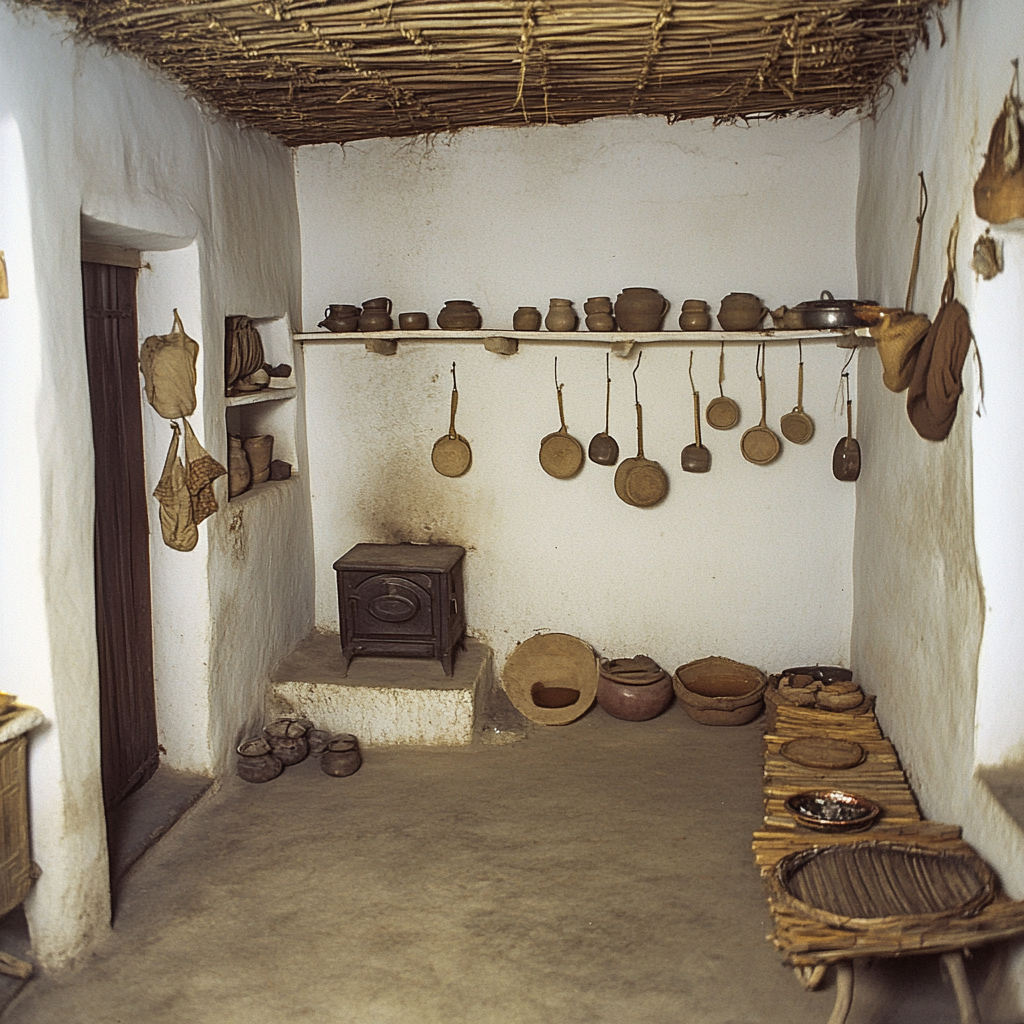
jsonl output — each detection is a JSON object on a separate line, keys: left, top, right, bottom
{"left": 228, "top": 435, "right": 251, "bottom": 498}
{"left": 263, "top": 719, "right": 309, "bottom": 766}
{"left": 512, "top": 306, "right": 542, "bottom": 331}
{"left": 321, "top": 734, "right": 362, "bottom": 777}
{"left": 242, "top": 434, "right": 273, "bottom": 485}
{"left": 545, "top": 298, "right": 578, "bottom": 332}
{"left": 586, "top": 313, "right": 616, "bottom": 332}
{"left": 614, "top": 288, "right": 669, "bottom": 331}
{"left": 236, "top": 738, "right": 283, "bottom": 783}
{"left": 583, "top": 296, "right": 613, "bottom": 315}
{"left": 596, "top": 672, "right": 673, "bottom": 721}
{"left": 437, "top": 300, "right": 481, "bottom": 330}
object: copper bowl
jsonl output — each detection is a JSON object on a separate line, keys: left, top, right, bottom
{"left": 785, "top": 790, "right": 880, "bottom": 832}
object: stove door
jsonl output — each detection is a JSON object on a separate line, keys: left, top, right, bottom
{"left": 350, "top": 574, "right": 434, "bottom": 639}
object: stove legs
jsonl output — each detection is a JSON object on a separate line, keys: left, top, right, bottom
{"left": 826, "top": 962, "right": 854, "bottom": 1024}
{"left": 941, "top": 951, "right": 982, "bottom": 1024}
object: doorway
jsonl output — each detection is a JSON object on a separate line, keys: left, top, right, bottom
{"left": 81, "top": 250, "right": 160, "bottom": 848}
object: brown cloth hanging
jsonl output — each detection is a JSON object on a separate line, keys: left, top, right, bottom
{"left": 183, "top": 419, "right": 225, "bottom": 526}
{"left": 153, "top": 423, "right": 199, "bottom": 552}
{"left": 906, "top": 219, "right": 973, "bottom": 441}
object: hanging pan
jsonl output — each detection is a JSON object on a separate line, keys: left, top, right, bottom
{"left": 432, "top": 362, "right": 472, "bottom": 477}
{"left": 681, "top": 350, "right": 711, "bottom": 473}
{"left": 588, "top": 352, "right": 619, "bottom": 466}
{"left": 614, "top": 351, "right": 669, "bottom": 507}
{"left": 706, "top": 340, "right": 741, "bottom": 430}
{"left": 833, "top": 364, "right": 861, "bottom": 482}
{"left": 741, "top": 343, "right": 781, "bottom": 465}
{"left": 780, "top": 340, "right": 815, "bottom": 444}
{"left": 540, "top": 357, "right": 584, "bottom": 478}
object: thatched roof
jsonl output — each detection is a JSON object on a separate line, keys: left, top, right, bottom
{"left": 22, "top": 0, "right": 945, "bottom": 146}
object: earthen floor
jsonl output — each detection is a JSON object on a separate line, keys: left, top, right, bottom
{"left": 2, "top": 705, "right": 1009, "bottom": 1024}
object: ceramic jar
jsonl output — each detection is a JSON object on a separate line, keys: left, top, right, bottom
{"left": 321, "top": 734, "right": 362, "bottom": 777}
{"left": 596, "top": 672, "right": 673, "bottom": 721}
{"left": 319, "top": 304, "right": 359, "bottom": 332}
{"left": 236, "top": 739, "right": 283, "bottom": 783}
{"left": 614, "top": 288, "right": 669, "bottom": 331}
{"left": 242, "top": 434, "right": 273, "bottom": 485}
{"left": 717, "top": 292, "right": 766, "bottom": 331}
{"left": 228, "top": 435, "right": 251, "bottom": 498}
{"left": 398, "top": 312, "right": 429, "bottom": 330}
{"left": 586, "top": 313, "right": 616, "bottom": 332}
{"left": 679, "top": 299, "right": 711, "bottom": 331}
{"left": 583, "top": 296, "right": 613, "bottom": 315}
{"left": 359, "top": 298, "right": 393, "bottom": 332}
{"left": 263, "top": 719, "right": 309, "bottom": 766}
{"left": 545, "top": 298, "right": 578, "bottom": 332}
{"left": 437, "top": 300, "right": 482, "bottom": 330}
{"left": 512, "top": 306, "right": 542, "bottom": 331}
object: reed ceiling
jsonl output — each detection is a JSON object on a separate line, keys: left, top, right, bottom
{"left": 22, "top": 0, "right": 946, "bottom": 146}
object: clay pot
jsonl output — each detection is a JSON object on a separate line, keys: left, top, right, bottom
{"left": 717, "top": 293, "right": 767, "bottom": 331}
{"left": 545, "top": 298, "right": 578, "bottom": 332}
{"left": 243, "top": 434, "right": 273, "bottom": 485}
{"left": 512, "top": 306, "right": 542, "bottom": 331}
{"left": 362, "top": 297, "right": 391, "bottom": 310}
{"left": 263, "top": 719, "right": 309, "bottom": 766}
{"left": 321, "top": 734, "right": 362, "bottom": 777}
{"left": 614, "top": 288, "right": 669, "bottom": 331}
{"left": 583, "top": 297, "right": 613, "bottom": 315}
{"left": 679, "top": 300, "right": 711, "bottom": 331}
{"left": 596, "top": 671, "right": 673, "bottom": 721}
{"left": 228, "top": 435, "right": 251, "bottom": 498}
{"left": 319, "top": 316, "right": 358, "bottom": 333}
{"left": 586, "top": 313, "right": 616, "bottom": 332}
{"left": 398, "top": 312, "right": 429, "bottom": 330}
{"left": 437, "top": 300, "right": 482, "bottom": 330}
{"left": 307, "top": 729, "right": 332, "bottom": 755}
{"left": 359, "top": 307, "right": 393, "bottom": 332}
{"left": 236, "top": 738, "right": 283, "bottom": 783}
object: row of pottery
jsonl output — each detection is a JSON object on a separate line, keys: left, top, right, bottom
{"left": 318, "top": 291, "right": 779, "bottom": 333}
{"left": 228, "top": 434, "right": 291, "bottom": 497}
{"left": 237, "top": 718, "right": 362, "bottom": 782}
{"left": 501, "top": 633, "right": 768, "bottom": 727}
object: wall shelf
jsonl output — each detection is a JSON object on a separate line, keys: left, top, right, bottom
{"left": 294, "top": 327, "right": 864, "bottom": 356}
{"left": 225, "top": 385, "right": 296, "bottom": 407}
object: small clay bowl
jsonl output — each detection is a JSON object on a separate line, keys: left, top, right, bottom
{"left": 785, "top": 790, "right": 880, "bottom": 832}
{"left": 585, "top": 313, "right": 616, "bottom": 332}
{"left": 399, "top": 312, "right": 429, "bottom": 330}
{"left": 584, "top": 297, "right": 613, "bottom": 315}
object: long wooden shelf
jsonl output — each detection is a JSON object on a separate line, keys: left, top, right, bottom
{"left": 295, "top": 327, "right": 864, "bottom": 355}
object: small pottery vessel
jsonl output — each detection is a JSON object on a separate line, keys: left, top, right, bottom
{"left": 242, "top": 434, "right": 273, "bottom": 485}
{"left": 263, "top": 719, "right": 309, "bottom": 766}
{"left": 359, "top": 307, "right": 393, "bottom": 332}
{"left": 236, "top": 750, "right": 283, "bottom": 783}
{"left": 718, "top": 292, "right": 767, "bottom": 331}
{"left": 325, "top": 304, "right": 359, "bottom": 318}
{"left": 614, "top": 288, "right": 669, "bottom": 331}
{"left": 269, "top": 459, "right": 291, "bottom": 480}
{"left": 398, "top": 312, "right": 429, "bottom": 330}
{"left": 362, "top": 296, "right": 391, "bottom": 311}
{"left": 583, "top": 296, "right": 613, "bottom": 315}
{"left": 228, "top": 435, "right": 251, "bottom": 498}
{"left": 679, "top": 308, "right": 711, "bottom": 331}
{"left": 437, "top": 300, "right": 482, "bottom": 330}
{"left": 512, "top": 306, "right": 542, "bottom": 331}
{"left": 319, "top": 316, "right": 359, "bottom": 332}
{"left": 321, "top": 734, "right": 362, "bottom": 777}
{"left": 585, "top": 313, "right": 615, "bottom": 332}
{"left": 307, "top": 729, "right": 332, "bottom": 755}
{"left": 596, "top": 671, "right": 673, "bottom": 721}
{"left": 545, "top": 298, "right": 578, "bottom": 332}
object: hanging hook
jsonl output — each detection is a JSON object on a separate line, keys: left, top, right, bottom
{"left": 632, "top": 349, "right": 643, "bottom": 404}
{"left": 797, "top": 338, "right": 804, "bottom": 367}
{"left": 451, "top": 361, "right": 458, "bottom": 391}
{"left": 688, "top": 350, "right": 698, "bottom": 396}
{"left": 755, "top": 342, "right": 765, "bottom": 382}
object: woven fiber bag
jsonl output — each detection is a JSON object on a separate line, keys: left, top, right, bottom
{"left": 139, "top": 309, "right": 199, "bottom": 420}
{"left": 153, "top": 422, "right": 198, "bottom": 552}
{"left": 974, "top": 69, "right": 1024, "bottom": 225}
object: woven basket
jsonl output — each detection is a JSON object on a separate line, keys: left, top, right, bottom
{"left": 674, "top": 657, "right": 766, "bottom": 726}
{"left": 772, "top": 842, "right": 995, "bottom": 930}
{"left": 0, "top": 736, "right": 33, "bottom": 917}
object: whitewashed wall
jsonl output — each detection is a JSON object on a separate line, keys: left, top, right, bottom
{"left": 297, "top": 117, "right": 860, "bottom": 675}
{"left": 0, "top": 2, "right": 311, "bottom": 968}
{"left": 855, "top": 1, "right": 1024, "bottom": 1012}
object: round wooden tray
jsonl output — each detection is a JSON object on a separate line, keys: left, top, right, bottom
{"left": 781, "top": 736, "right": 865, "bottom": 770}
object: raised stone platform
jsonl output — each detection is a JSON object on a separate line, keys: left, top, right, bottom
{"left": 269, "top": 632, "right": 493, "bottom": 746}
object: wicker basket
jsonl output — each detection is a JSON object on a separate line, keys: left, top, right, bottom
{"left": 673, "top": 656, "right": 766, "bottom": 726}
{"left": 772, "top": 841, "right": 995, "bottom": 930}
{"left": 0, "top": 736, "right": 33, "bottom": 917}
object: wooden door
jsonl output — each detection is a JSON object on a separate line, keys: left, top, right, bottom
{"left": 81, "top": 258, "right": 159, "bottom": 816}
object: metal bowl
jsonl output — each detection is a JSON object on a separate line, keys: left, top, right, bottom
{"left": 785, "top": 789, "right": 881, "bottom": 832}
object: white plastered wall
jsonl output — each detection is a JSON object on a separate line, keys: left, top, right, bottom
{"left": 0, "top": 2, "right": 312, "bottom": 967}
{"left": 854, "top": 1, "right": 1024, "bottom": 1011}
{"left": 297, "top": 117, "right": 861, "bottom": 675}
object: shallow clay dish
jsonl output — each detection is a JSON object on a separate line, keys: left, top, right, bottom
{"left": 785, "top": 790, "right": 880, "bottom": 832}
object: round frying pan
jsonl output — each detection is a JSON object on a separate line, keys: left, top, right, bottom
{"left": 614, "top": 352, "right": 668, "bottom": 507}
{"left": 706, "top": 340, "right": 740, "bottom": 430}
{"left": 432, "top": 362, "right": 472, "bottom": 477}
{"left": 741, "top": 343, "right": 781, "bottom": 465}
{"left": 540, "top": 357, "right": 584, "bottom": 478}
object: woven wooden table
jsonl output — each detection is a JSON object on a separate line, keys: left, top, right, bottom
{"left": 755, "top": 705, "right": 1024, "bottom": 1024}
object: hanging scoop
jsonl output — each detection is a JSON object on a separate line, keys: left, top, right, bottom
{"left": 832, "top": 370, "right": 861, "bottom": 481}
{"left": 540, "top": 357, "right": 584, "bottom": 478}
{"left": 740, "top": 343, "right": 781, "bottom": 465}
{"left": 780, "top": 341, "right": 815, "bottom": 444}
{"left": 681, "top": 351, "right": 711, "bottom": 473}
{"left": 588, "top": 353, "right": 620, "bottom": 465}
{"left": 431, "top": 362, "right": 472, "bottom": 477}
{"left": 706, "top": 340, "right": 741, "bottom": 430}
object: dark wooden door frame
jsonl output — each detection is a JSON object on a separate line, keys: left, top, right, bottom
{"left": 81, "top": 258, "right": 160, "bottom": 817}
